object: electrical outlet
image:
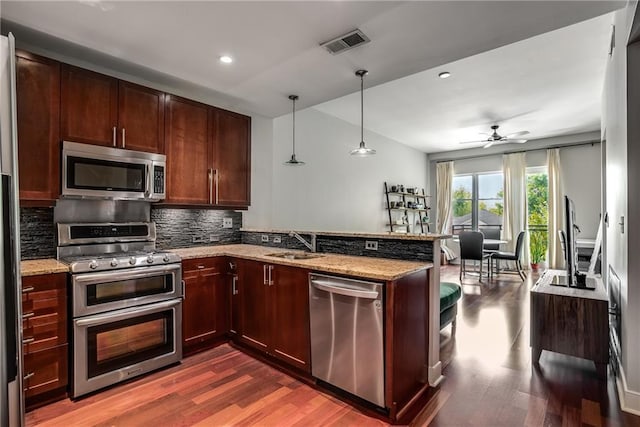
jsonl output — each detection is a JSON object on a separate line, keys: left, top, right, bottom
{"left": 192, "top": 236, "right": 204, "bottom": 243}
{"left": 261, "top": 234, "right": 269, "bottom": 243}
{"left": 222, "top": 218, "right": 233, "bottom": 228}
{"left": 209, "top": 235, "right": 220, "bottom": 242}
{"left": 365, "top": 241, "right": 378, "bottom": 251}
{"left": 273, "top": 236, "right": 282, "bottom": 244}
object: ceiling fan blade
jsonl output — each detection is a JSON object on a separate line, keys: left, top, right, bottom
{"left": 459, "top": 139, "right": 489, "bottom": 145}
{"left": 506, "top": 138, "right": 528, "bottom": 144}
{"left": 504, "top": 131, "right": 529, "bottom": 138}
{"left": 483, "top": 140, "right": 495, "bottom": 149}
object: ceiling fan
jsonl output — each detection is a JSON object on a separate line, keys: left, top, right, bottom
{"left": 460, "top": 125, "right": 529, "bottom": 148}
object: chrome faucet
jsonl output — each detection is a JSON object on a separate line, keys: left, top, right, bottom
{"left": 289, "top": 231, "right": 317, "bottom": 253}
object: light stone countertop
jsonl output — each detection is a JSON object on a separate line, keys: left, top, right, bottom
{"left": 240, "top": 228, "right": 452, "bottom": 241}
{"left": 21, "top": 259, "right": 70, "bottom": 277}
{"left": 173, "top": 244, "right": 432, "bottom": 281}
{"left": 20, "top": 244, "right": 433, "bottom": 281}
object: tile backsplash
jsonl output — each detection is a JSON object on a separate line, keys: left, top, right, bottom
{"left": 19, "top": 206, "right": 243, "bottom": 260}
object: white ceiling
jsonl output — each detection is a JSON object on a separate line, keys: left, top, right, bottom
{"left": 315, "top": 12, "right": 614, "bottom": 153}
{"left": 0, "top": 0, "right": 622, "bottom": 123}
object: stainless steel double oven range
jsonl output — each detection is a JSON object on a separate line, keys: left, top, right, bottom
{"left": 57, "top": 221, "right": 182, "bottom": 398}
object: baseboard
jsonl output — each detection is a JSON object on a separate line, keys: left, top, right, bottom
{"left": 616, "top": 363, "right": 640, "bottom": 415}
{"left": 428, "top": 361, "right": 444, "bottom": 387}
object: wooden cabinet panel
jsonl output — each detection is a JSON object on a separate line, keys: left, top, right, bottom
{"left": 182, "top": 258, "right": 230, "bottom": 355}
{"left": 16, "top": 51, "right": 61, "bottom": 204}
{"left": 270, "top": 265, "right": 310, "bottom": 372}
{"left": 61, "top": 64, "right": 118, "bottom": 147}
{"left": 234, "top": 259, "right": 310, "bottom": 371}
{"left": 165, "top": 96, "right": 210, "bottom": 204}
{"left": 237, "top": 259, "right": 269, "bottom": 350}
{"left": 23, "top": 345, "right": 68, "bottom": 399}
{"left": 118, "top": 81, "right": 165, "bottom": 153}
{"left": 211, "top": 108, "right": 251, "bottom": 207}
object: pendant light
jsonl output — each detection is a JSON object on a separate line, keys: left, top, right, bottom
{"left": 285, "top": 94, "right": 305, "bottom": 165}
{"left": 350, "top": 69, "right": 376, "bottom": 156}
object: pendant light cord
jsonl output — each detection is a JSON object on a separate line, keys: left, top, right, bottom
{"left": 292, "top": 97, "right": 296, "bottom": 155}
{"left": 360, "top": 73, "right": 364, "bottom": 143}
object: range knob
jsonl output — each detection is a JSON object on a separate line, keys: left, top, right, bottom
{"left": 163, "top": 255, "right": 171, "bottom": 263}
{"left": 146, "top": 255, "right": 155, "bottom": 264}
{"left": 129, "top": 256, "right": 137, "bottom": 266}
{"left": 89, "top": 260, "right": 99, "bottom": 270}
{"left": 110, "top": 258, "right": 119, "bottom": 267}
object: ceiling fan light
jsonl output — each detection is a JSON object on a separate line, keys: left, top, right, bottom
{"left": 350, "top": 141, "right": 377, "bottom": 156}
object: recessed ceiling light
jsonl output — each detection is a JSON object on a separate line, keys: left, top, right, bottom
{"left": 219, "top": 55, "right": 233, "bottom": 64}
{"left": 438, "top": 71, "right": 451, "bottom": 79}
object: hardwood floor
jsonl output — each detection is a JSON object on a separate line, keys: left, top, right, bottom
{"left": 27, "top": 265, "right": 640, "bottom": 426}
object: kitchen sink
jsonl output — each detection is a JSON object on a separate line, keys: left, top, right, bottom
{"left": 265, "top": 252, "right": 324, "bottom": 260}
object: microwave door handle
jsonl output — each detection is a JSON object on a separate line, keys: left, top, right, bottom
{"left": 145, "top": 164, "right": 151, "bottom": 198}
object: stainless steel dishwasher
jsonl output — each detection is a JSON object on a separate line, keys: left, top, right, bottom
{"left": 309, "top": 273, "right": 384, "bottom": 407}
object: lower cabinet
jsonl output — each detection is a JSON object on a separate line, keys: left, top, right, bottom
{"left": 235, "top": 259, "right": 310, "bottom": 373}
{"left": 182, "top": 257, "right": 230, "bottom": 355}
{"left": 21, "top": 273, "right": 68, "bottom": 410}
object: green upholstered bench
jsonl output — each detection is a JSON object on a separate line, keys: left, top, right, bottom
{"left": 440, "top": 282, "right": 462, "bottom": 331}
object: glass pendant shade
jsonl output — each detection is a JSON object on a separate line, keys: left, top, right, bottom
{"left": 350, "top": 69, "right": 376, "bottom": 156}
{"left": 285, "top": 94, "right": 305, "bottom": 165}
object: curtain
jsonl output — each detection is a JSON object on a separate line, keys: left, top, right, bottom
{"left": 547, "top": 148, "right": 564, "bottom": 269}
{"left": 502, "top": 153, "right": 530, "bottom": 268}
{"left": 436, "top": 161, "right": 455, "bottom": 259}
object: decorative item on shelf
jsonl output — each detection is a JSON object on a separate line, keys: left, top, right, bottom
{"left": 384, "top": 181, "right": 431, "bottom": 234}
{"left": 284, "top": 94, "right": 305, "bottom": 165}
{"left": 350, "top": 70, "right": 376, "bottom": 156}
{"left": 390, "top": 185, "right": 398, "bottom": 192}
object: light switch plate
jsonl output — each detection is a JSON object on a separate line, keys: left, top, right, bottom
{"left": 273, "top": 236, "right": 282, "bottom": 244}
{"left": 261, "top": 234, "right": 269, "bottom": 242}
{"left": 223, "top": 218, "right": 233, "bottom": 228}
{"left": 209, "top": 235, "right": 220, "bottom": 242}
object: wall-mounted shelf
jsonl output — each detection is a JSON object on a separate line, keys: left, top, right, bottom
{"left": 384, "top": 182, "right": 431, "bottom": 234}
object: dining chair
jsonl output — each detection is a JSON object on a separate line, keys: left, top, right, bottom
{"left": 459, "top": 231, "right": 492, "bottom": 282}
{"left": 481, "top": 227, "right": 501, "bottom": 255}
{"left": 491, "top": 231, "right": 527, "bottom": 280}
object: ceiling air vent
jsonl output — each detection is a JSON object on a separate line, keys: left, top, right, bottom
{"left": 321, "top": 29, "right": 370, "bottom": 55}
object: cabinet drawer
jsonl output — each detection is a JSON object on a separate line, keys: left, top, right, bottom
{"left": 22, "top": 295, "right": 65, "bottom": 314}
{"left": 22, "top": 306, "right": 67, "bottom": 354}
{"left": 22, "top": 273, "right": 66, "bottom": 300}
{"left": 183, "top": 257, "right": 227, "bottom": 274}
{"left": 23, "top": 344, "right": 68, "bottom": 398}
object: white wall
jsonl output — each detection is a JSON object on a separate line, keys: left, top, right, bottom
{"left": 242, "top": 116, "right": 273, "bottom": 229}
{"left": 270, "top": 108, "right": 428, "bottom": 233}
{"left": 428, "top": 139, "right": 602, "bottom": 238}
{"left": 602, "top": 2, "right": 640, "bottom": 414}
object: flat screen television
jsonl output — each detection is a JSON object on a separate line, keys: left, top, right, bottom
{"left": 554, "top": 195, "right": 593, "bottom": 288}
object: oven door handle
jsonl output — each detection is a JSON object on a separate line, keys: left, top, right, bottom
{"left": 73, "top": 264, "right": 182, "bottom": 286}
{"left": 74, "top": 298, "right": 182, "bottom": 327}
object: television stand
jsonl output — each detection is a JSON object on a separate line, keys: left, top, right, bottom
{"left": 549, "top": 273, "right": 597, "bottom": 290}
{"left": 531, "top": 269, "right": 608, "bottom": 378}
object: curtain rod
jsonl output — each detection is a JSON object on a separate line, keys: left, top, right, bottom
{"left": 433, "top": 140, "right": 601, "bottom": 164}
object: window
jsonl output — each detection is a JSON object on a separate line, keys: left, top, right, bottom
{"left": 527, "top": 168, "right": 548, "bottom": 264}
{"left": 451, "top": 172, "right": 503, "bottom": 235}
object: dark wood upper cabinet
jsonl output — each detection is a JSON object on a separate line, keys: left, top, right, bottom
{"left": 61, "top": 64, "right": 118, "bottom": 147}
{"left": 15, "top": 51, "right": 61, "bottom": 204}
{"left": 118, "top": 81, "right": 165, "bottom": 153}
{"left": 211, "top": 108, "right": 251, "bottom": 207}
{"left": 164, "top": 95, "right": 210, "bottom": 205}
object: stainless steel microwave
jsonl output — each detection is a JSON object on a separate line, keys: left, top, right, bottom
{"left": 62, "top": 141, "right": 166, "bottom": 201}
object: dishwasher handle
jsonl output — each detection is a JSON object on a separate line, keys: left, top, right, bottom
{"left": 310, "top": 279, "right": 379, "bottom": 299}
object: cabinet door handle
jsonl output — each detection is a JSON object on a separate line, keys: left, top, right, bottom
{"left": 122, "top": 128, "right": 126, "bottom": 148}
{"left": 22, "top": 312, "right": 35, "bottom": 319}
{"left": 22, "top": 286, "right": 34, "bottom": 293}
{"left": 214, "top": 169, "right": 219, "bottom": 204}
{"left": 23, "top": 372, "right": 34, "bottom": 381}
{"left": 268, "top": 265, "right": 274, "bottom": 286}
{"left": 181, "top": 279, "right": 186, "bottom": 300}
{"left": 208, "top": 169, "right": 213, "bottom": 204}
{"left": 197, "top": 265, "right": 205, "bottom": 269}
{"left": 112, "top": 126, "right": 117, "bottom": 147}
{"left": 232, "top": 275, "right": 238, "bottom": 295}
{"left": 22, "top": 337, "right": 35, "bottom": 345}
{"left": 263, "top": 265, "right": 268, "bottom": 285}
